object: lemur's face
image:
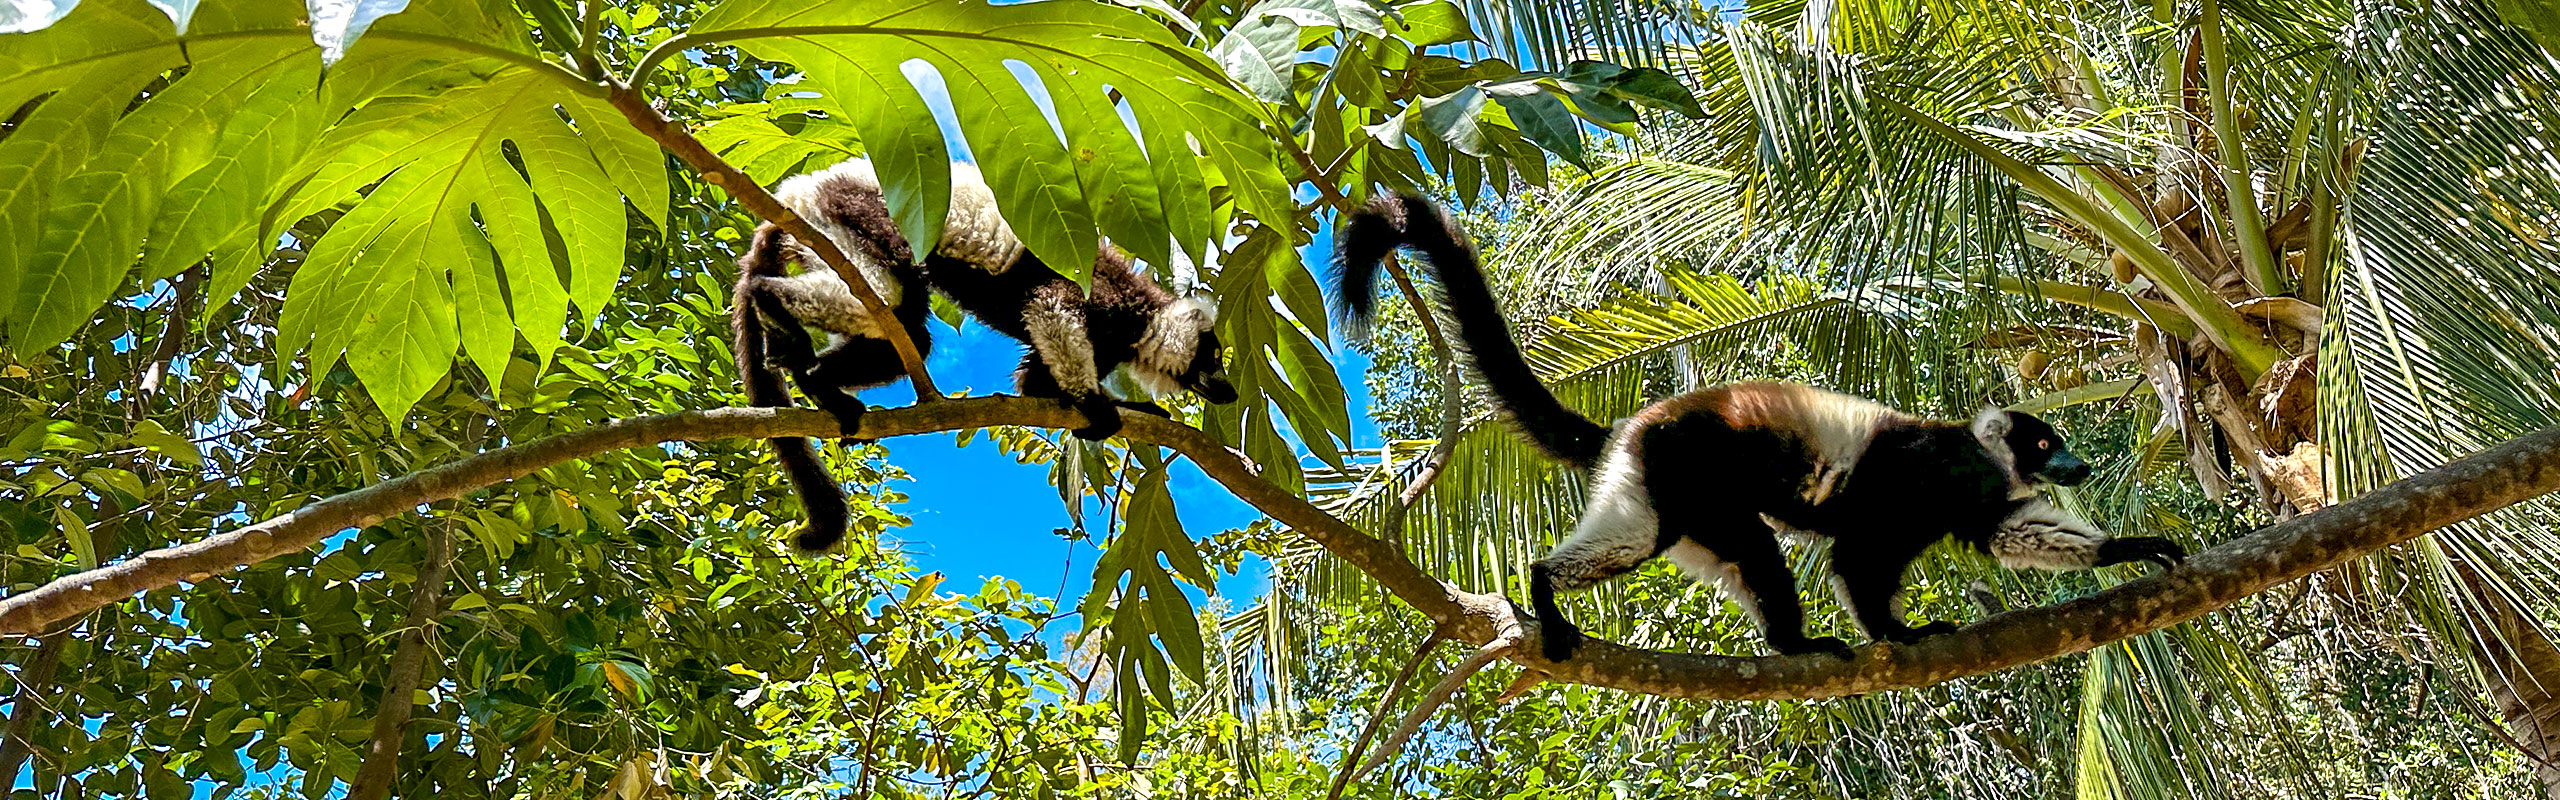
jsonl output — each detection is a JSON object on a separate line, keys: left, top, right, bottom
{"left": 2003, "top": 411, "right": 2092, "bottom": 486}
{"left": 1182, "top": 329, "right": 1237, "bottom": 404}
{"left": 1134, "top": 296, "right": 1236, "bottom": 404}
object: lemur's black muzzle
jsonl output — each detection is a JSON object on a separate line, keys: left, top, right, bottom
{"left": 2037, "top": 451, "right": 2093, "bottom": 486}
{"left": 1195, "top": 373, "right": 1238, "bottom": 405}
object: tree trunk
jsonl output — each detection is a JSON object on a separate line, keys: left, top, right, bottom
{"left": 348, "top": 525, "right": 453, "bottom": 800}
{"left": 0, "top": 631, "right": 67, "bottom": 781}
{"left": 2462, "top": 562, "right": 2560, "bottom": 795}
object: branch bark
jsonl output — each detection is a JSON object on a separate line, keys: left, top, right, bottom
{"left": 602, "top": 82, "right": 939, "bottom": 399}
{"left": 0, "top": 630, "right": 66, "bottom": 781}
{"left": 1325, "top": 632, "right": 1443, "bottom": 800}
{"left": 6, "top": 399, "right": 2559, "bottom": 702}
{"left": 1350, "top": 633, "right": 1518, "bottom": 785}
{"left": 348, "top": 524, "right": 453, "bottom": 800}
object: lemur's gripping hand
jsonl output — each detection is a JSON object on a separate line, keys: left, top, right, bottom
{"left": 820, "top": 400, "right": 871, "bottom": 444}
{"left": 1887, "top": 621, "right": 1962, "bottom": 644}
{"left": 1115, "top": 399, "right": 1173, "bottom": 418}
{"left": 1069, "top": 396, "right": 1123, "bottom": 441}
{"left": 2096, "top": 536, "right": 2185, "bottom": 572}
{"left": 1538, "top": 616, "right": 1585, "bottom": 663}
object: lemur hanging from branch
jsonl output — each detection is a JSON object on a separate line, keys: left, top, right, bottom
{"left": 1331, "top": 195, "right": 2183, "bottom": 662}
{"left": 734, "top": 158, "right": 1239, "bottom": 553}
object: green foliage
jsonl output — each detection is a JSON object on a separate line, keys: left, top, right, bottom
{"left": 0, "top": 0, "right": 1716, "bottom": 793}
{"left": 684, "top": 0, "right": 1287, "bottom": 278}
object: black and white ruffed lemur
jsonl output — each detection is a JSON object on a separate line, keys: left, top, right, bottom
{"left": 1330, "top": 195, "right": 2184, "bottom": 661}
{"left": 733, "top": 158, "right": 1239, "bottom": 553}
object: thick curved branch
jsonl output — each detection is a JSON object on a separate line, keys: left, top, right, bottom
{"left": 7, "top": 400, "right": 2558, "bottom": 702}
{"left": 1129, "top": 418, "right": 2560, "bottom": 699}
{"left": 0, "top": 400, "right": 1072, "bottom": 634}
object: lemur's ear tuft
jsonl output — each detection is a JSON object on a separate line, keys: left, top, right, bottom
{"left": 1172, "top": 293, "right": 1219, "bottom": 327}
{"left": 1970, "top": 407, "right": 2013, "bottom": 441}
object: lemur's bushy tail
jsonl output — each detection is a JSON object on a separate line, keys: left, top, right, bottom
{"left": 734, "top": 225, "right": 851, "bottom": 554}
{"left": 1330, "top": 195, "right": 1611, "bottom": 471}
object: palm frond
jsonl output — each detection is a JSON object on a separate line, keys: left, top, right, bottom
{"left": 2323, "top": 0, "right": 2560, "bottom": 660}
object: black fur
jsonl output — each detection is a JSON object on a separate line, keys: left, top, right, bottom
{"left": 733, "top": 215, "right": 935, "bottom": 554}
{"left": 815, "top": 192, "right": 1237, "bottom": 441}
{"left": 1333, "top": 196, "right": 1612, "bottom": 469}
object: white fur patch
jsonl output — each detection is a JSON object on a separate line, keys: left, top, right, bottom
{"left": 1664, "top": 541, "right": 1762, "bottom": 632}
{"left": 1790, "top": 386, "right": 1903, "bottom": 503}
{"left": 780, "top": 157, "right": 1024, "bottom": 273}
{"left": 1537, "top": 428, "right": 1659, "bottom": 591}
{"left": 1124, "top": 295, "right": 1220, "bottom": 399}
{"left": 1969, "top": 408, "right": 2040, "bottom": 500}
{"left": 1989, "top": 499, "right": 2109, "bottom": 571}
{"left": 1136, "top": 296, "right": 1217, "bottom": 372}
{"left": 770, "top": 161, "right": 905, "bottom": 336}
{"left": 757, "top": 269, "right": 902, "bottom": 340}
{"left": 940, "top": 161, "right": 1025, "bottom": 273}
{"left": 1025, "top": 296, "right": 1099, "bottom": 398}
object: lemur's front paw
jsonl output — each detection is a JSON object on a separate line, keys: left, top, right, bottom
{"left": 2097, "top": 537, "right": 2186, "bottom": 572}
{"left": 1886, "top": 621, "right": 1961, "bottom": 643}
{"left": 814, "top": 396, "right": 869, "bottom": 442}
{"left": 1068, "top": 398, "right": 1123, "bottom": 441}
{"left": 1771, "top": 634, "right": 1855, "bottom": 660}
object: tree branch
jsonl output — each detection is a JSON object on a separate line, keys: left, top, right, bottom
{"left": 348, "top": 523, "right": 453, "bottom": 800}
{"left": 1325, "top": 631, "right": 1444, "bottom": 800}
{"left": 6, "top": 400, "right": 2559, "bottom": 702}
{"left": 1383, "top": 252, "right": 1464, "bottom": 533}
{"left": 0, "top": 630, "right": 66, "bottom": 781}
{"left": 602, "top": 82, "right": 940, "bottom": 399}
{"left": 1350, "top": 632, "right": 1519, "bottom": 785}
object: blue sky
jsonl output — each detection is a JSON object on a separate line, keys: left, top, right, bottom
{"left": 850, "top": 222, "right": 1380, "bottom": 624}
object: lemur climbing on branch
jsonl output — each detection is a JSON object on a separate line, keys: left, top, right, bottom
{"left": 1331, "top": 194, "right": 2183, "bottom": 661}
{"left": 734, "top": 158, "right": 1239, "bottom": 553}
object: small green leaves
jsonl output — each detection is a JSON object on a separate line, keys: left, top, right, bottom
{"left": 1080, "top": 458, "right": 1216, "bottom": 762}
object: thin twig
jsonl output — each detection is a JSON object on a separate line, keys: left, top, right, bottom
{"left": 1324, "top": 631, "right": 1447, "bottom": 800}
{"left": 601, "top": 82, "right": 940, "bottom": 400}
{"left": 1349, "top": 633, "right": 1521, "bottom": 785}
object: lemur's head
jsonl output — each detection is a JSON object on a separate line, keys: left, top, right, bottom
{"left": 1133, "top": 295, "right": 1237, "bottom": 405}
{"left": 1973, "top": 408, "right": 2093, "bottom": 487}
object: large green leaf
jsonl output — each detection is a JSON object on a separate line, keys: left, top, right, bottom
{"left": 0, "top": 0, "right": 649, "bottom": 420}
{"left": 0, "top": 0, "right": 306, "bottom": 350}
{"left": 688, "top": 0, "right": 1289, "bottom": 281}
{"left": 2327, "top": 2, "right": 2560, "bottom": 649}
{"left": 1078, "top": 456, "right": 1216, "bottom": 761}
{"left": 266, "top": 57, "right": 656, "bottom": 419}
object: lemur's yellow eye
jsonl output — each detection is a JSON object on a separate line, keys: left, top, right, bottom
{"left": 2037, "top": 439, "right": 2053, "bottom": 450}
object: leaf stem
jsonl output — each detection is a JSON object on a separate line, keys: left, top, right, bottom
{"left": 1986, "top": 277, "right": 2201, "bottom": 340}
{"left": 1870, "top": 93, "right": 2279, "bottom": 377}
{"left": 359, "top": 31, "right": 602, "bottom": 95}
{"left": 2201, "top": 0, "right": 2284, "bottom": 295}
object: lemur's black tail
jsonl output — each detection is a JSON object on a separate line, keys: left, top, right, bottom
{"left": 734, "top": 225, "right": 850, "bottom": 554}
{"left": 1331, "top": 195, "right": 1611, "bottom": 471}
